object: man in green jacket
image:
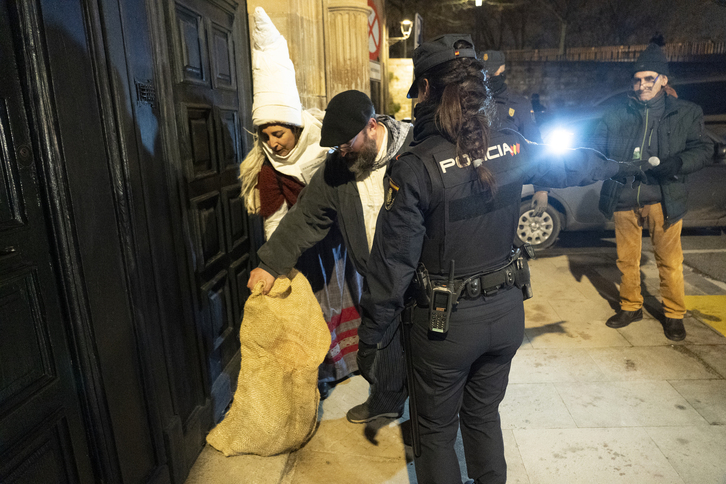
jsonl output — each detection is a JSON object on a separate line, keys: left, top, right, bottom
{"left": 592, "top": 43, "right": 712, "bottom": 340}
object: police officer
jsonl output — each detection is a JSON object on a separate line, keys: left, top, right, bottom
{"left": 483, "top": 49, "right": 549, "bottom": 218}
{"left": 356, "top": 34, "right": 640, "bottom": 484}
{"left": 482, "top": 50, "right": 541, "bottom": 143}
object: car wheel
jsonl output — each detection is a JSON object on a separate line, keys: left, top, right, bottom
{"left": 516, "top": 201, "right": 562, "bottom": 249}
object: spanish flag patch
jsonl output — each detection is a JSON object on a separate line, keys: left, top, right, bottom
{"left": 385, "top": 179, "right": 400, "bottom": 210}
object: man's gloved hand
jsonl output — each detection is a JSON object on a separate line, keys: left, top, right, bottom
{"left": 613, "top": 162, "right": 648, "bottom": 185}
{"left": 648, "top": 156, "right": 682, "bottom": 180}
{"left": 356, "top": 340, "right": 377, "bottom": 385}
{"left": 530, "top": 191, "right": 548, "bottom": 217}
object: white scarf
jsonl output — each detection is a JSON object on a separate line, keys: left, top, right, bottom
{"left": 239, "top": 109, "right": 328, "bottom": 215}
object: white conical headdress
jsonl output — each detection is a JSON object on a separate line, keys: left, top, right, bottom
{"left": 251, "top": 7, "right": 302, "bottom": 128}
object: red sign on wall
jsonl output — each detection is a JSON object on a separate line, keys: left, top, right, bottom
{"left": 368, "top": 0, "right": 381, "bottom": 61}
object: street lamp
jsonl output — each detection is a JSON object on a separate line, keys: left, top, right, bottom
{"left": 475, "top": 0, "right": 483, "bottom": 5}
{"left": 388, "top": 19, "right": 413, "bottom": 45}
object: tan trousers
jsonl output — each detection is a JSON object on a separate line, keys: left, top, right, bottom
{"left": 613, "top": 203, "right": 685, "bottom": 319}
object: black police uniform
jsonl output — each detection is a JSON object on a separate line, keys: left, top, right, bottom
{"left": 358, "top": 105, "right": 620, "bottom": 484}
{"left": 491, "top": 84, "right": 542, "bottom": 143}
{"left": 491, "top": 83, "right": 550, "bottom": 202}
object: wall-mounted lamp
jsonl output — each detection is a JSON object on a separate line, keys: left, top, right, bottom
{"left": 388, "top": 19, "right": 413, "bottom": 45}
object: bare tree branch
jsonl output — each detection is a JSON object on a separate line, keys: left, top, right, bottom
{"left": 534, "top": 0, "right": 564, "bottom": 21}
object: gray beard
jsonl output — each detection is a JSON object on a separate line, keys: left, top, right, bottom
{"left": 345, "top": 138, "right": 378, "bottom": 178}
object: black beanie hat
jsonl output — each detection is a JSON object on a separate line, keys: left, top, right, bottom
{"left": 320, "top": 90, "right": 375, "bottom": 147}
{"left": 407, "top": 34, "right": 477, "bottom": 99}
{"left": 633, "top": 43, "right": 669, "bottom": 76}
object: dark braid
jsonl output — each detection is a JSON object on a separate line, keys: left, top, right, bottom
{"left": 416, "top": 42, "right": 496, "bottom": 193}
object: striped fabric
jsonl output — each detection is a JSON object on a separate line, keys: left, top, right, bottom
{"left": 367, "top": 319, "right": 408, "bottom": 414}
{"left": 297, "top": 223, "right": 364, "bottom": 383}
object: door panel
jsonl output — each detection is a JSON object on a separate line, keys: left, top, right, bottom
{"left": 1, "top": 413, "right": 79, "bottom": 484}
{"left": 167, "top": 0, "right": 251, "bottom": 423}
{"left": 0, "top": 1, "right": 93, "bottom": 480}
{"left": 0, "top": 268, "right": 54, "bottom": 416}
{"left": 0, "top": 104, "right": 25, "bottom": 230}
{"left": 210, "top": 24, "right": 236, "bottom": 91}
{"left": 176, "top": 5, "right": 208, "bottom": 84}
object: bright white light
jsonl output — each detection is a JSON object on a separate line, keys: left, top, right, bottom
{"left": 545, "top": 128, "right": 574, "bottom": 153}
{"left": 475, "top": 0, "right": 483, "bottom": 5}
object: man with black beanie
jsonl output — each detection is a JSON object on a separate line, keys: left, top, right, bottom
{"left": 592, "top": 43, "right": 712, "bottom": 340}
{"left": 247, "top": 90, "right": 414, "bottom": 422}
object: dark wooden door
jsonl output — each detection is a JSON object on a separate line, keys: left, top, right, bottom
{"left": 0, "top": 1, "right": 93, "bottom": 481}
{"left": 166, "top": 0, "right": 252, "bottom": 422}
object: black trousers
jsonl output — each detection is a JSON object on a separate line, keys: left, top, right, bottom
{"left": 411, "top": 287, "right": 524, "bottom": 484}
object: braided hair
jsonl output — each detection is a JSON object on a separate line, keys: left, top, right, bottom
{"left": 416, "top": 41, "right": 495, "bottom": 194}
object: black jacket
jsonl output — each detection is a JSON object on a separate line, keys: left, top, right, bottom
{"left": 492, "top": 85, "right": 542, "bottom": 144}
{"left": 592, "top": 93, "right": 712, "bottom": 222}
{"left": 358, "top": 124, "right": 620, "bottom": 345}
{"left": 257, "top": 116, "right": 413, "bottom": 278}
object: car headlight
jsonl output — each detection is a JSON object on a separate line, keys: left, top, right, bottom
{"left": 545, "top": 128, "right": 574, "bottom": 153}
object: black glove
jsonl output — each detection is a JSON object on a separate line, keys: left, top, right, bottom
{"left": 648, "top": 156, "right": 682, "bottom": 180}
{"left": 356, "top": 340, "right": 377, "bottom": 385}
{"left": 613, "top": 161, "right": 648, "bottom": 186}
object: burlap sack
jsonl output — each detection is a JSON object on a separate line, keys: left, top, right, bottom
{"left": 206, "top": 270, "right": 330, "bottom": 456}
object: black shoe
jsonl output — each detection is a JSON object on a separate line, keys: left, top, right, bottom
{"left": 663, "top": 317, "right": 686, "bottom": 341}
{"left": 606, "top": 309, "right": 643, "bottom": 328}
{"left": 346, "top": 401, "right": 402, "bottom": 424}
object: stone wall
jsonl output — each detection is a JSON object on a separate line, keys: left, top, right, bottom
{"left": 387, "top": 58, "right": 413, "bottom": 120}
{"left": 246, "top": 0, "right": 371, "bottom": 111}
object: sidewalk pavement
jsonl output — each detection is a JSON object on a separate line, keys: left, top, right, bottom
{"left": 186, "top": 245, "right": 726, "bottom": 484}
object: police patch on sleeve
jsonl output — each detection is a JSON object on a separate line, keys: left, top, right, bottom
{"left": 385, "top": 179, "right": 400, "bottom": 210}
{"left": 508, "top": 107, "right": 515, "bottom": 117}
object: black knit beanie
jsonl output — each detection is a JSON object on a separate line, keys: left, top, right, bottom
{"left": 633, "top": 43, "right": 669, "bottom": 76}
{"left": 320, "top": 90, "right": 375, "bottom": 147}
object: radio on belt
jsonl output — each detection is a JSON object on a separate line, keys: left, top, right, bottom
{"left": 429, "top": 260, "right": 455, "bottom": 333}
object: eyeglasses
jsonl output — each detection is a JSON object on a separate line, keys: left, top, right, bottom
{"left": 334, "top": 133, "right": 360, "bottom": 155}
{"left": 632, "top": 75, "right": 660, "bottom": 88}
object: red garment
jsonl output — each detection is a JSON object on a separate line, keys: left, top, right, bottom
{"left": 257, "top": 162, "right": 305, "bottom": 218}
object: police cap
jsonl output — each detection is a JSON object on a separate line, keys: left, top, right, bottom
{"left": 481, "top": 50, "right": 505, "bottom": 75}
{"left": 407, "top": 34, "right": 478, "bottom": 99}
{"left": 320, "top": 90, "right": 375, "bottom": 147}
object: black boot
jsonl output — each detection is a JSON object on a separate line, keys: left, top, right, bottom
{"left": 663, "top": 318, "right": 686, "bottom": 341}
{"left": 606, "top": 308, "right": 643, "bottom": 328}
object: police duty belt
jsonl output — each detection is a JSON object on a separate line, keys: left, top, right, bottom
{"left": 430, "top": 245, "right": 534, "bottom": 303}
